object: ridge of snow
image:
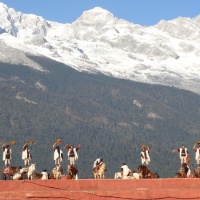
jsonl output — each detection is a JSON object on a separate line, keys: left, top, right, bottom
{"left": 0, "top": 3, "right": 200, "bottom": 94}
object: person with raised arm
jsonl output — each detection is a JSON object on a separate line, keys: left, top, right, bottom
{"left": 173, "top": 144, "right": 189, "bottom": 165}
{"left": 140, "top": 145, "right": 151, "bottom": 166}
{"left": 52, "top": 140, "right": 63, "bottom": 166}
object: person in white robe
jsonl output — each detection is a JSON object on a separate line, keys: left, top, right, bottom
{"left": 140, "top": 146, "right": 151, "bottom": 166}
{"left": 2, "top": 144, "right": 12, "bottom": 167}
{"left": 120, "top": 163, "right": 132, "bottom": 179}
{"left": 41, "top": 169, "right": 48, "bottom": 180}
{"left": 52, "top": 143, "right": 63, "bottom": 166}
{"left": 193, "top": 143, "right": 200, "bottom": 166}
{"left": 22, "top": 143, "right": 32, "bottom": 167}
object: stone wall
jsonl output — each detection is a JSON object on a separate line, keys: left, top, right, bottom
{"left": 1, "top": 178, "right": 200, "bottom": 200}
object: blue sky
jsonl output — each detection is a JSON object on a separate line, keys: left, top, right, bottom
{"left": 1, "top": 0, "right": 200, "bottom": 26}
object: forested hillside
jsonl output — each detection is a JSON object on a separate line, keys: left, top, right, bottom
{"left": 0, "top": 55, "right": 200, "bottom": 178}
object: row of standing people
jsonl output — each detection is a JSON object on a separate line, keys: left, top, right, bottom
{"left": 2, "top": 143, "right": 148, "bottom": 180}
{"left": 52, "top": 143, "right": 80, "bottom": 166}
{"left": 107, "top": 144, "right": 200, "bottom": 178}
{"left": 140, "top": 143, "right": 200, "bottom": 168}
{"left": 1, "top": 143, "right": 150, "bottom": 170}
{"left": 2, "top": 143, "right": 32, "bottom": 167}
{"left": 172, "top": 143, "right": 200, "bottom": 166}
{"left": 0, "top": 145, "right": 155, "bottom": 180}
{"left": 1, "top": 142, "right": 81, "bottom": 168}
{"left": 119, "top": 143, "right": 200, "bottom": 179}
{"left": 2, "top": 142, "right": 200, "bottom": 176}
{"left": 172, "top": 143, "right": 200, "bottom": 177}
{"left": 138, "top": 143, "right": 200, "bottom": 168}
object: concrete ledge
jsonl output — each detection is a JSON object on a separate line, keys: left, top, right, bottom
{"left": 1, "top": 178, "right": 200, "bottom": 200}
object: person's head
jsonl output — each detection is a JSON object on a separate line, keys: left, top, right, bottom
{"left": 43, "top": 169, "right": 47, "bottom": 172}
{"left": 24, "top": 145, "right": 28, "bottom": 149}
{"left": 65, "top": 144, "right": 70, "bottom": 149}
{"left": 6, "top": 145, "right": 10, "bottom": 148}
{"left": 56, "top": 146, "right": 60, "bottom": 149}
{"left": 122, "top": 163, "right": 126, "bottom": 166}
{"left": 182, "top": 144, "right": 185, "bottom": 149}
{"left": 100, "top": 158, "right": 103, "bottom": 162}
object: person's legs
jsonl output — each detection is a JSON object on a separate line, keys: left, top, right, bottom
{"left": 27, "top": 158, "right": 30, "bottom": 166}
{"left": 5, "top": 159, "right": 11, "bottom": 167}
{"left": 57, "top": 158, "right": 60, "bottom": 166}
{"left": 5, "top": 159, "right": 8, "bottom": 167}
{"left": 69, "top": 157, "right": 75, "bottom": 165}
{"left": 181, "top": 156, "right": 186, "bottom": 164}
{"left": 69, "top": 157, "right": 72, "bottom": 165}
{"left": 145, "top": 159, "right": 149, "bottom": 166}
{"left": 55, "top": 158, "right": 59, "bottom": 165}
{"left": 24, "top": 159, "right": 28, "bottom": 166}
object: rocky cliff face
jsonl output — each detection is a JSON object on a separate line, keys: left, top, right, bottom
{"left": 1, "top": 179, "right": 200, "bottom": 200}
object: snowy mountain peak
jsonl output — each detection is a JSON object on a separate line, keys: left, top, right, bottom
{"left": 0, "top": 2, "right": 49, "bottom": 39}
{"left": 0, "top": 2, "right": 8, "bottom": 9}
{"left": 0, "top": 4, "right": 200, "bottom": 94}
{"left": 155, "top": 15, "right": 200, "bottom": 40}
{"left": 72, "top": 6, "right": 117, "bottom": 33}
{"left": 86, "top": 6, "right": 112, "bottom": 14}
{"left": 80, "top": 6, "right": 115, "bottom": 19}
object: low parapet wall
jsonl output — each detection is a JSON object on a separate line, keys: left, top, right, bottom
{"left": 1, "top": 178, "right": 200, "bottom": 200}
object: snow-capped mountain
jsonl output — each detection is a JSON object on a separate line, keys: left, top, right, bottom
{"left": 0, "top": 3, "right": 200, "bottom": 94}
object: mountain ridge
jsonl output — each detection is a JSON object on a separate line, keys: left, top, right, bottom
{"left": 0, "top": 2, "right": 199, "bottom": 94}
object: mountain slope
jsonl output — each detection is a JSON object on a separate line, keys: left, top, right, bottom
{"left": 0, "top": 3, "right": 200, "bottom": 94}
{"left": 0, "top": 55, "right": 200, "bottom": 178}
